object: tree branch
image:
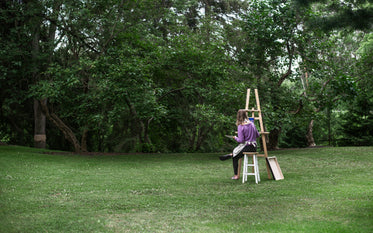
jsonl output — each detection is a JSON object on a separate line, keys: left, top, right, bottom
{"left": 290, "top": 99, "right": 303, "bottom": 114}
{"left": 277, "top": 41, "right": 294, "bottom": 86}
{"left": 39, "top": 99, "right": 81, "bottom": 152}
{"left": 156, "top": 87, "right": 186, "bottom": 102}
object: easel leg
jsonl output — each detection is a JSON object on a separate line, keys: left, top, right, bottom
{"left": 266, "top": 160, "right": 272, "bottom": 179}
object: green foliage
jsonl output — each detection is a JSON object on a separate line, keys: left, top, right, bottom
{"left": 294, "top": 0, "right": 373, "bottom": 31}
{"left": 334, "top": 32, "right": 373, "bottom": 146}
{"left": 338, "top": 112, "right": 373, "bottom": 146}
{"left": 337, "top": 83, "right": 373, "bottom": 146}
{"left": 357, "top": 32, "right": 373, "bottom": 67}
{"left": 1, "top": 0, "right": 373, "bottom": 152}
{"left": 0, "top": 1, "right": 38, "bottom": 146}
{"left": 0, "top": 131, "right": 10, "bottom": 144}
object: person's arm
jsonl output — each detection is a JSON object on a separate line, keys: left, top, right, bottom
{"left": 234, "top": 125, "right": 245, "bottom": 143}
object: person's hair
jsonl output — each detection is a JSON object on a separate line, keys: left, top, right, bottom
{"left": 236, "top": 109, "right": 248, "bottom": 126}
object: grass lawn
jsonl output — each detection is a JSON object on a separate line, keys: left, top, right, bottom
{"left": 1, "top": 145, "right": 372, "bottom": 232}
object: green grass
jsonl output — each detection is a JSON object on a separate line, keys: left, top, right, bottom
{"left": 1, "top": 145, "right": 372, "bottom": 233}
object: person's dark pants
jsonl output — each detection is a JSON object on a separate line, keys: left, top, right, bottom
{"left": 233, "top": 144, "right": 257, "bottom": 175}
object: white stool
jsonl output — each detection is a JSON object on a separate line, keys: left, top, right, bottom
{"left": 242, "top": 152, "right": 260, "bottom": 184}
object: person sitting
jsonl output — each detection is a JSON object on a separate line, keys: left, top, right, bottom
{"left": 220, "top": 109, "right": 259, "bottom": 180}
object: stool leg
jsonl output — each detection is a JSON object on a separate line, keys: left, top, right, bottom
{"left": 242, "top": 155, "right": 247, "bottom": 183}
{"left": 245, "top": 155, "right": 249, "bottom": 183}
{"left": 256, "top": 155, "right": 260, "bottom": 182}
{"left": 242, "top": 153, "right": 260, "bottom": 184}
{"left": 253, "top": 155, "right": 258, "bottom": 184}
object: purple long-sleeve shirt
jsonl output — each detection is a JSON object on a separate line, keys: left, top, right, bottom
{"left": 234, "top": 122, "right": 259, "bottom": 143}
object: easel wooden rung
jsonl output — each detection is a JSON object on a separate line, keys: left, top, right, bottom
{"left": 238, "top": 89, "right": 274, "bottom": 180}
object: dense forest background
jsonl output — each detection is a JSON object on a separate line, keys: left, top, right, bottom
{"left": 1, "top": 0, "right": 372, "bottom": 153}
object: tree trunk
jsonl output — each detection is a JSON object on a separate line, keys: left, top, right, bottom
{"left": 195, "top": 123, "right": 214, "bottom": 151}
{"left": 31, "top": 1, "right": 60, "bottom": 149}
{"left": 31, "top": 17, "right": 47, "bottom": 149}
{"left": 124, "top": 92, "right": 151, "bottom": 146}
{"left": 306, "top": 119, "right": 316, "bottom": 147}
{"left": 81, "top": 128, "right": 89, "bottom": 152}
{"left": 267, "top": 128, "right": 281, "bottom": 150}
{"left": 33, "top": 99, "right": 47, "bottom": 148}
{"left": 195, "top": 127, "right": 205, "bottom": 152}
{"left": 188, "top": 123, "right": 197, "bottom": 151}
{"left": 39, "top": 100, "right": 81, "bottom": 152}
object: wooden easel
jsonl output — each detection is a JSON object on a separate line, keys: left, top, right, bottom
{"left": 237, "top": 89, "right": 273, "bottom": 180}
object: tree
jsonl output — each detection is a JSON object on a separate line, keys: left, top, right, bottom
{"left": 337, "top": 32, "right": 373, "bottom": 146}
{"left": 234, "top": 0, "right": 314, "bottom": 149}
{"left": 0, "top": 0, "right": 56, "bottom": 148}
{"left": 294, "top": 0, "right": 373, "bottom": 31}
{"left": 30, "top": 0, "right": 133, "bottom": 152}
{"left": 3, "top": 0, "right": 372, "bottom": 152}
{"left": 293, "top": 0, "right": 373, "bottom": 147}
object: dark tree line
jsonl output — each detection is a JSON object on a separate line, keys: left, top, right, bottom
{"left": 1, "top": 0, "right": 372, "bottom": 152}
